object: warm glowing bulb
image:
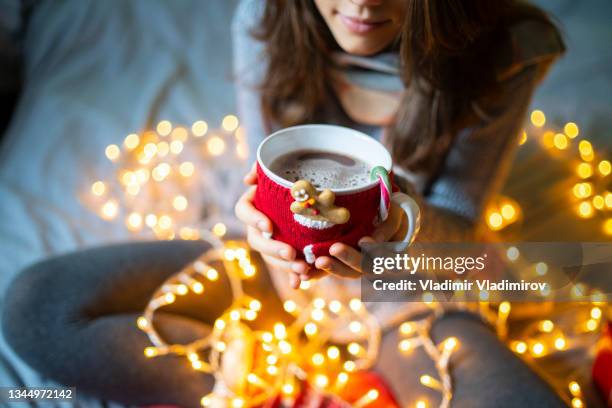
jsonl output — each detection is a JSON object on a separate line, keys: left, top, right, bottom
{"left": 420, "top": 375, "right": 435, "bottom": 386}
{"left": 530, "top": 110, "right": 546, "bottom": 127}
{"left": 179, "top": 161, "right": 195, "bottom": 177}
{"left": 488, "top": 212, "right": 503, "bottom": 230}
{"left": 347, "top": 342, "right": 361, "bottom": 355}
{"left": 201, "top": 396, "right": 211, "bottom": 406}
{"left": 444, "top": 337, "right": 458, "bottom": 351}
{"left": 399, "top": 339, "right": 412, "bottom": 352}
{"left": 261, "top": 332, "right": 273, "bottom": 343}
{"left": 105, "top": 144, "right": 120, "bottom": 161}
{"left": 501, "top": 204, "right": 516, "bottom": 220}
{"left": 327, "top": 346, "right": 340, "bottom": 359}
{"left": 311, "top": 353, "right": 325, "bottom": 366}
{"left": 568, "top": 381, "right": 581, "bottom": 396}
{"left": 249, "top": 299, "right": 261, "bottom": 311}
{"left": 311, "top": 309, "right": 325, "bottom": 322}
{"left": 156, "top": 120, "right": 172, "bottom": 136}
{"left": 337, "top": 372, "right": 349, "bottom": 384}
{"left": 591, "top": 307, "right": 602, "bottom": 319}
{"left": 229, "top": 310, "right": 241, "bottom": 321}
{"left": 499, "top": 301, "right": 511, "bottom": 315}
{"left": 553, "top": 133, "right": 568, "bottom": 150}
{"left": 349, "top": 321, "right": 362, "bottom": 333}
{"left": 158, "top": 215, "right": 172, "bottom": 229}
{"left": 539, "top": 320, "right": 554, "bottom": 333}
{"left": 535, "top": 262, "right": 548, "bottom": 276}
{"left": 577, "top": 201, "right": 594, "bottom": 218}
{"left": 274, "top": 323, "right": 287, "bottom": 339}
{"left": 191, "top": 281, "right": 204, "bottom": 294}
{"left": 222, "top": 115, "right": 239, "bottom": 132}
{"left": 212, "top": 222, "right": 226, "bottom": 237}
{"left": 349, "top": 298, "right": 362, "bottom": 311}
{"left": 579, "top": 140, "right": 593, "bottom": 161}
{"left": 137, "top": 317, "right": 148, "bottom": 329}
{"left": 506, "top": 246, "right": 520, "bottom": 261}
{"left": 101, "top": 200, "right": 118, "bottom": 220}
{"left": 304, "top": 322, "right": 318, "bottom": 336}
{"left": 192, "top": 120, "right": 208, "bottom": 137}
{"left": 124, "top": 133, "right": 140, "bottom": 150}
{"left": 278, "top": 340, "right": 292, "bottom": 354}
{"left": 399, "top": 322, "right": 414, "bottom": 335}
{"left": 144, "top": 347, "right": 158, "bottom": 357}
{"left": 329, "top": 300, "right": 342, "bottom": 313}
{"left": 170, "top": 140, "right": 184, "bottom": 154}
{"left": 576, "top": 163, "right": 593, "bottom": 179}
{"left": 91, "top": 181, "right": 106, "bottom": 196}
{"left": 593, "top": 195, "right": 605, "bottom": 210}
{"left": 145, "top": 214, "right": 157, "bottom": 228}
{"left": 299, "top": 280, "right": 312, "bottom": 290}
{"left": 416, "top": 400, "right": 428, "bottom": 408}
{"left": 554, "top": 337, "right": 566, "bottom": 350}
{"left": 172, "top": 195, "right": 188, "bottom": 211}
{"left": 206, "top": 268, "right": 219, "bottom": 281}
{"left": 571, "top": 398, "right": 583, "bottom": 408}
{"left": 586, "top": 319, "right": 598, "bottom": 331}
{"left": 313, "top": 297, "right": 326, "bottom": 309}
{"left": 598, "top": 160, "right": 611, "bottom": 176}
{"left": 314, "top": 374, "right": 329, "bottom": 389}
{"left": 231, "top": 398, "right": 244, "bottom": 408}
{"left": 282, "top": 384, "right": 294, "bottom": 395}
{"left": 344, "top": 361, "right": 356, "bottom": 372}
{"left": 207, "top": 136, "right": 225, "bottom": 156}
{"left": 513, "top": 341, "right": 527, "bottom": 354}
{"left": 283, "top": 300, "right": 297, "bottom": 313}
{"left": 366, "top": 389, "right": 379, "bottom": 401}
{"left": 564, "top": 122, "right": 579, "bottom": 138}
{"left": 531, "top": 342, "right": 545, "bottom": 356}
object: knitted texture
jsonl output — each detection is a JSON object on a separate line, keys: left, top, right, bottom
{"left": 254, "top": 164, "right": 383, "bottom": 259}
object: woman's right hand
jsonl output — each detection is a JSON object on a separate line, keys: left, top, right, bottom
{"left": 235, "top": 163, "right": 312, "bottom": 289}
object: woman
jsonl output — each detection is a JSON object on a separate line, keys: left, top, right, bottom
{"left": 3, "top": 1, "right": 567, "bottom": 407}
{"left": 233, "top": 0, "right": 564, "bottom": 288}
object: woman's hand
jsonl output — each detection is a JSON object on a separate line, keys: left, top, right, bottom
{"left": 310, "top": 201, "right": 408, "bottom": 279}
{"left": 235, "top": 164, "right": 311, "bottom": 289}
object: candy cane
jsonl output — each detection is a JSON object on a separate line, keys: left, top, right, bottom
{"left": 370, "top": 166, "right": 391, "bottom": 222}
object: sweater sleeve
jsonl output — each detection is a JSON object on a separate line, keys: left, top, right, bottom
{"left": 232, "top": 0, "right": 268, "bottom": 161}
{"left": 410, "top": 61, "right": 552, "bottom": 243}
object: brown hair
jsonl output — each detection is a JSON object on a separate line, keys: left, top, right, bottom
{"left": 255, "top": 0, "right": 557, "bottom": 172}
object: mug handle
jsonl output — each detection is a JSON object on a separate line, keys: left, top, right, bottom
{"left": 391, "top": 192, "right": 421, "bottom": 246}
{"left": 370, "top": 166, "right": 421, "bottom": 247}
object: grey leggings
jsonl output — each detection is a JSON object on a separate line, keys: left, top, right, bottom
{"left": 2, "top": 241, "right": 566, "bottom": 407}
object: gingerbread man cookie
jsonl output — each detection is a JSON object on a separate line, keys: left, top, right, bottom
{"left": 290, "top": 180, "right": 350, "bottom": 230}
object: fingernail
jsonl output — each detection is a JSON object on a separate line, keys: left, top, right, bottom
{"left": 291, "top": 263, "right": 305, "bottom": 274}
{"left": 279, "top": 248, "right": 293, "bottom": 261}
{"left": 262, "top": 231, "right": 272, "bottom": 240}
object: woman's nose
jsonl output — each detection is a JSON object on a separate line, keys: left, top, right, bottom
{"left": 349, "top": 0, "right": 384, "bottom": 6}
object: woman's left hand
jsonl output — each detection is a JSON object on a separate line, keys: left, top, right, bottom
{"left": 309, "top": 201, "right": 408, "bottom": 279}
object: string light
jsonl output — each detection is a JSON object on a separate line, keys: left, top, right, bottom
{"left": 91, "top": 112, "right": 608, "bottom": 407}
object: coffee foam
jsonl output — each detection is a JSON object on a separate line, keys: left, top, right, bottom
{"left": 269, "top": 150, "right": 371, "bottom": 190}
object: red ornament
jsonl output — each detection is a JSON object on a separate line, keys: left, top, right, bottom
{"left": 592, "top": 321, "right": 612, "bottom": 406}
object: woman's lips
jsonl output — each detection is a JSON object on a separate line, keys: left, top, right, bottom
{"left": 338, "top": 14, "right": 389, "bottom": 34}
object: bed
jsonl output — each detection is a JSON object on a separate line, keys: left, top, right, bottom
{"left": 0, "top": 0, "right": 610, "bottom": 406}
